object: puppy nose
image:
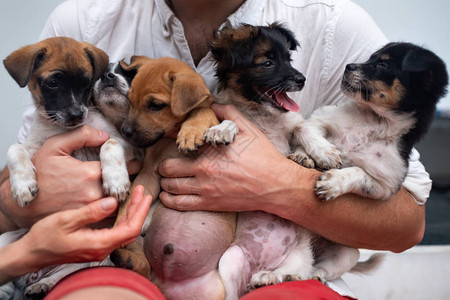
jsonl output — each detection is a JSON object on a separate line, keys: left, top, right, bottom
{"left": 295, "top": 74, "right": 306, "bottom": 86}
{"left": 345, "top": 64, "right": 358, "bottom": 72}
{"left": 102, "top": 72, "right": 116, "bottom": 86}
{"left": 67, "top": 108, "right": 84, "bottom": 124}
{"left": 121, "top": 125, "right": 134, "bottom": 138}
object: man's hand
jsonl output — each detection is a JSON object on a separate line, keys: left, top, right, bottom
{"left": 0, "top": 125, "right": 141, "bottom": 229}
{"left": 158, "top": 103, "right": 298, "bottom": 212}
{"left": 0, "top": 185, "right": 151, "bottom": 284}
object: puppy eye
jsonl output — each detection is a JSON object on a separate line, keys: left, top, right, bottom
{"left": 147, "top": 101, "right": 167, "bottom": 111}
{"left": 263, "top": 60, "right": 273, "bottom": 67}
{"left": 44, "top": 79, "right": 58, "bottom": 89}
{"left": 377, "top": 62, "right": 388, "bottom": 69}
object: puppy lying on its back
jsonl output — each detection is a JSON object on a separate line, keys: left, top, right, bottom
{"left": 295, "top": 42, "right": 448, "bottom": 202}
{"left": 207, "top": 23, "right": 374, "bottom": 300}
{"left": 110, "top": 56, "right": 237, "bottom": 300}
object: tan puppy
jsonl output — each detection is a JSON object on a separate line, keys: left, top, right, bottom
{"left": 113, "top": 56, "right": 236, "bottom": 300}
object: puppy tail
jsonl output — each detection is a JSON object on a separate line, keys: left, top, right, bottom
{"left": 350, "top": 253, "right": 386, "bottom": 275}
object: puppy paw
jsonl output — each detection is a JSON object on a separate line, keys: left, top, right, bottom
{"left": 314, "top": 170, "right": 344, "bottom": 201}
{"left": 288, "top": 153, "right": 315, "bottom": 169}
{"left": 10, "top": 168, "right": 38, "bottom": 207}
{"left": 248, "top": 271, "right": 282, "bottom": 291}
{"left": 111, "top": 248, "right": 150, "bottom": 278}
{"left": 204, "top": 120, "right": 238, "bottom": 146}
{"left": 310, "top": 144, "right": 342, "bottom": 170}
{"left": 177, "top": 126, "right": 208, "bottom": 153}
{"left": 25, "top": 282, "right": 53, "bottom": 299}
{"left": 100, "top": 139, "right": 130, "bottom": 202}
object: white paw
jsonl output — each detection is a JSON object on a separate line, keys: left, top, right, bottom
{"left": 310, "top": 144, "right": 342, "bottom": 170}
{"left": 204, "top": 120, "right": 238, "bottom": 146}
{"left": 248, "top": 271, "right": 282, "bottom": 290}
{"left": 100, "top": 139, "right": 130, "bottom": 202}
{"left": 315, "top": 170, "right": 344, "bottom": 201}
{"left": 10, "top": 166, "right": 38, "bottom": 207}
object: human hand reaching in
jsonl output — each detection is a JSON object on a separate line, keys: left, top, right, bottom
{"left": 0, "top": 185, "right": 151, "bottom": 284}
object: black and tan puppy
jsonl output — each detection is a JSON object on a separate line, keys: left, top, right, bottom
{"left": 296, "top": 42, "right": 448, "bottom": 201}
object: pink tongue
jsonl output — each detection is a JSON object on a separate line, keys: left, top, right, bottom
{"left": 275, "top": 91, "right": 300, "bottom": 112}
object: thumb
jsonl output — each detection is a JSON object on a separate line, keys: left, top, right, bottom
{"left": 46, "top": 125, "right": 110, "bottom": 155}
{"left": 211, "top": 103, "right": 259, "bottom": 135}
{"left": 65, "top": 197, "right": 118, "bottom": 230}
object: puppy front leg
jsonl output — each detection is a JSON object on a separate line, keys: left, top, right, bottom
{"left": 315, "top": 166, "right": 395, "bottom": 201}
{"left": 7, "top": 143, "right": 38, "bottom": 207}
{"left": 99, "top": 139, "right": 130, "bottom": 202}
{"left": 292, "top": 121, "right": 342, "bottom": 170}
{"left": 177, "top": 107, "right": 220, "bottom": 153}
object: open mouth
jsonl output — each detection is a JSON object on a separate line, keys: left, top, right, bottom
{"left": 255, "top": 87, "right": 300, "bottom": 112}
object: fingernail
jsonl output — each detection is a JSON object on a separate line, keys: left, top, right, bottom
{"left": 98, "top": 130, "right": 107, "bottom": 137}
{"left": 101, "top": 198, "right": 117, "bottom": 211}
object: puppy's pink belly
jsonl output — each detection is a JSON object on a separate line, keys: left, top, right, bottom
{"left": 144, "top": 207, "right": 234, "bottom": 281}
{"left": 236, "top": 211, "right": 298, "bottom": 270}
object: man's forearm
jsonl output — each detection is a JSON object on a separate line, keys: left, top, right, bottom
{"left": 275, "top": 164, "right": 425, "bottom": 253}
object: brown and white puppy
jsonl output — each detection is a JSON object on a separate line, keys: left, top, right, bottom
{"left": 113, "top": 56, "right": 236, "bottom": 300}
{"left": 4, "top": 37, "right": 132, "bottom": 207}
{"left": 1, "top": 37, "right": 134, "bottom": 298}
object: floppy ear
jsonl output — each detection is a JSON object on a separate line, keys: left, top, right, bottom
{"left": 123, "top": 55, "right": 152, "bottom": 71}
{"left": 3, "top": 44, "right": 47, "bottom": 87}
{"left": 170, "top": 71, "right": 212, "bottom": 117}
{"left": 402, "top": 48, "right": 436, "bottom": 73}
{"left": 82, "top": 43, "right": 109, "bottom": 80}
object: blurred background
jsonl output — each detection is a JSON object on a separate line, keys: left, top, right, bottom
{"left": 0, "top": 1, "right": 449, "bottom": 299}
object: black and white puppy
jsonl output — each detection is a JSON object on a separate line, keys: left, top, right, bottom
{"left": 295, "top": 42, "right": 448, "bottom": 201}
{"left": 206, "top": 23, "right": 375, "bottom": 300}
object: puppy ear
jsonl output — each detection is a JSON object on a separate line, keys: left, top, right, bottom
{"left": 402, "top": 47, "right": 449, "bottom": 95}
{"left": 3, "top": 44, "right": 47, "bottom": 87}
{"left": 82, "top": 43, "right": 109, "bottom": 80}
{"left": 170, "top": 71, "right": 212, "bottom": 117}
{"left": 124, "top": 55, "right": 152, "bottom": 71}
{"left": 269, "top": 22, "right": 300, "bottom": 51}
{"left": 402, "top": 48, "right": 436, "bottom": 73}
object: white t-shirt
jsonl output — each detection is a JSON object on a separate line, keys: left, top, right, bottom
{"left": 15, "top": 0, "right": 432, "bottom": 296}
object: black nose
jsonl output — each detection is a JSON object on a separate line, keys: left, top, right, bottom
{"left": 295, "top": 74, "right": 306, "bottom": 86}
{"left": 102, "top": 72, "right": 116, "bottom": 86}
{"left": 67, "top": 108, "right": 84, "bottom": 124}
{"left": 121, "top": 125, "right": 134, "bottom": 138}
{"left": 345, "top": 64, "right": 358, "bottom": 72}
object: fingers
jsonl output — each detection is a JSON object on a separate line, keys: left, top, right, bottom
{"left": 159, "top": 191, "right": 203, "bottom": 211}
{"left": 64, "top": 197, "right": 118, "bottom": 230}
{"left": 45, "top": 125, "right": 110, "bottom": 155}
{"left": 103, "top": 185, "right": 152, "bottom": 245}
{"left": 158, "top": 157, "right": 197, "bottom": 178}
{"left": 160, "top": 177, "right": 202, "bottom": 195}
